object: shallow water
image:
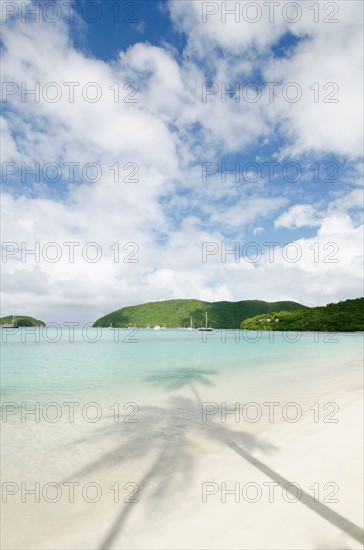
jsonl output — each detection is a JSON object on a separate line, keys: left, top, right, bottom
{"left": 1, "top": 327, "right": 362, "bottom": 401}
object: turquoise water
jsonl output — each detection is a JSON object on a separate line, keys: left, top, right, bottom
{"left": 1, "top": 328, "right": 363, "bottom": 405}
{"left": 1, "top": 328, "right": 363, "bottom": 469}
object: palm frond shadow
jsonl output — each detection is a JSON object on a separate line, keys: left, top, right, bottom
{"left": 145, "top": 367, "right": 217, "bottom": 405}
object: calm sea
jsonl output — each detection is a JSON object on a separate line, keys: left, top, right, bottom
{"left": 1, "top": 327, "right": 363, "bottom": 405}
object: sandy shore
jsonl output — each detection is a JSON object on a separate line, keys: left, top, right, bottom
{"left": 1, "top": 369, "right": 363, "bottom": 550}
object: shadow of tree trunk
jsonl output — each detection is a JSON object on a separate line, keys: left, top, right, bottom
{"left": 98, "top": 446, "right": 166, "bottom": 550}
{"left": 228, "top": 442, "right": 363, "bottom": 545}
{"left": 189, "top": 381, "right": 201, "bottom": 406}
{"left": 98, "top": 422, "right": 363, "bottom": 549}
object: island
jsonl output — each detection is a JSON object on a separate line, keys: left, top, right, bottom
{"left": 240, "top": 298, "right": 364, "bottom": 332}
{"left": 93, "top": 299, "right": 307, "bottom": 328}
{"left": 0, "top": 315, "right": 46, "bottom": 328}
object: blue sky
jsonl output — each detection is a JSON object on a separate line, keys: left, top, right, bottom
{"left": 1, "top": 0, "right": 363, "bottom": 322}
{"left": 71, "top": 1, "right": 187, "bottom": 59}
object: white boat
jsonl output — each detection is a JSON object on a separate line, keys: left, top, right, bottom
{"left": 186, "top": 316, "right": 194, "bottom": 330}
{"left": 199, "top": 312, "right": 213, "bottom": 332}
{"left": 153, "top": 325, "right": 161, "bottom": 330}
{"left": 2, "top": 315, "right": 16, "bottom": 328}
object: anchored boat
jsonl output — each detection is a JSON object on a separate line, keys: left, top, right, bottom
{"left": 199, "top": 312, "right": 213, "bottom": 332}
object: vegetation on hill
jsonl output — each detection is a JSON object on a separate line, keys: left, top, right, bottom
{"left": 241, "top": 298, "right": 364, "bottom": 332}
{"left": 0, "top": 315, "right": 45, "bottom": 327}
{"left": 93, "top": 299, "right": 307, "bottom": 328}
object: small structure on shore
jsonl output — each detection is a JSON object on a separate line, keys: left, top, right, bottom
{"left": 2, "top": 315, "right": 16, "bottom": 328}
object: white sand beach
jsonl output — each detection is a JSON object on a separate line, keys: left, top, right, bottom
{"left": 2, "top": 360, "right": 363, "bottom": 550}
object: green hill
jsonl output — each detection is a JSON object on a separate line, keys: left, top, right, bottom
{"left": 241, "top": 298, "right": 364, "bottom": 332}
{"left": 93, "top": 299, "right": 307, "bottom": 328}
{"left": 0, "top": 315, "right": 45, "bottom": 327}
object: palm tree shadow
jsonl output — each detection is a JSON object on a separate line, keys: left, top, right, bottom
{"left": 96, "top": 400, "right": 274, "bottom": 549}
{"left": 145, "top": 367, "right": 217, "bottom": 405}
{"left": 64, "top": 367, "right": 363, "bottom": 549}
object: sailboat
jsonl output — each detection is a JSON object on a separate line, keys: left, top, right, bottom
{"left": 3, "top": 315, "right": 16, "bottom": 328}
{"left": 185, "top": 316, "right": 194, "bottom": 330}
{"left": 199, "top": 312, "right": 213, "bottom": 332}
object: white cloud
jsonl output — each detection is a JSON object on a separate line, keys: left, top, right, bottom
{"left": 168, "top": 0, "right": 289, "bottom": 55}
{"left": 211, "top": 196, "right": 288, "bottom": 230}
{"left": 0, "top": 1, "right": 363, "bottom": 322}
{"left": 170, "top": 0, "right": 363, "bottom": 159}
{"left": 264, "top": 2, "right": 363, "bottom": 159}
{"left": 275, "top": 204, "right": 322, "bottom": 229}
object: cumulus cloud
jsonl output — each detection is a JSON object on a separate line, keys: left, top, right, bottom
{"left": 170, "top": 0, "right": 363, "bottom": 159}
{"left": 168, "top": 0, "right": 289, "bottom": 55}
{"left": 0, "top": 0, "right": 363, "bottom": 322}
{"left": 275, "top": 204, "right": 322, "bottom": 229}
{"left": 264, "top": 10, "right": 363, "bottom": 159}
